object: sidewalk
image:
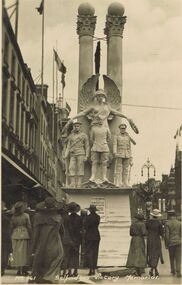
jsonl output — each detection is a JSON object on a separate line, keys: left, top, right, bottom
{"left": 1, "top": 242, "right": 181, "bottom": 284}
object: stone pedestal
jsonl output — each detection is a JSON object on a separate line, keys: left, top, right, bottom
{"left": 62, "top": 187, "right": 132, "bottom": 267}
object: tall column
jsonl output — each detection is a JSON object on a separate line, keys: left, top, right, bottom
{"left": 104, "top": 2, "right": 126, "bottom": 110}
{"left": 77, "top": 3, "right": 96, "bottom": 112}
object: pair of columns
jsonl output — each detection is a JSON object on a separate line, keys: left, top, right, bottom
{"left": 77, "top": 2, "right": 127, "bottom": 112}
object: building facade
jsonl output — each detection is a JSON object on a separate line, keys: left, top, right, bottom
{"left": 2, "top": 7, "right": 68, "bottom": 206}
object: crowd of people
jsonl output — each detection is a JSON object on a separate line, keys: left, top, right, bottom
{"left": 1, "top": 198, "right": 101, "bottom": 284}
{"left": 126, "top": 208, "right": 181, "bottom": 278}
{"left": 1, "top": 198, "right": 181, "bottom": 283}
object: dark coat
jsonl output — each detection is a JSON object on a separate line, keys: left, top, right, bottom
{"left": 61, "top": 213, "right": 74, "bottom": 270}
{"left": 85, "top": 213, "right": 100, "bottom": 269}
{"left": 67, "top": 213, "right": 82, "bottom": 268}
{"left": 146, "top": 219, "right": 164, "bottom": 267}
{"left": 2, "top": 212, "right": 12, "bottom": 272}
{"left": 126, "top": 220, "right": 147, "bottom": 268}
{"left": 31, "top": 210, "right": 64, "bottom": 283}
{"left": 85, "top": 213, "right": 100, "bottom": 241}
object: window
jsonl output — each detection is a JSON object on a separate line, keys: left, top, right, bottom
{"left": 26, "top": 86, "right": 29, "bottom": 106}
{"left": 17, "top": 66, "right": 21, "bottom": 89}
{"left": 16, "top": 100, "right": 20, "bottom": 136}
{"left": 11, "top": 52, "right": 16, "bottom": 76}
{"left": 20, "top": 109, "right": 24, "bottom": 141}
{"left": 22, "top": 78, "right": 25, "bottom": 99}
{"left": 9, "top": 86, "right": 14, "bottom": 126}
{"left": 25, "top": 116, "right": 28, "bottom": 144}
{"left": 2, "top": 78, "right": 8, "bottom": 118}
{"left": 3, "top": 35, "right": 9, "bottom": 63}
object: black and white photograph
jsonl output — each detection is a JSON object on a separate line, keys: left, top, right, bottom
{"left": 1, "top": 0, "right": 182, "bottom": 284}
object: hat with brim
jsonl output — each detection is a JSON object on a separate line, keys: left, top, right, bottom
{"left": 150, "top": 209, "right": 161, "bottom": 217}
{"left": 134, "top": 213, "right": 145, "bottom": 220}
{"left": 86, "top": 204, "right": 99, "bottom": 212}
{"left": 119, "top": 123, "right": 127, "bottom": 129}
{"left": 167, "top": 210, "right": 176, "bottom": 216}
{"left": 68, "top": 202, "right": 81, "bottom": 213}
{"left": 14, "top": 201, "right": 25, "bottom": 209}
{"left": 93, "top": 89, "right": 107, "bottom": 99}
{"left": 73, "top": 119, "right": 82, "bottom": 125}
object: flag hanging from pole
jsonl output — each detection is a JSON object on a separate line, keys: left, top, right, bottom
{"left": 95, "top": 41, "right": 100, "bottom": 75}
{"left": 53, "top": 49, "right": 67, "bottom": 73}
{"left": 61, "top": 73, "right": 66, "bottom": 89}
{"left": 53, "top": 49, "right": 67, "bottom": 88}
{"left": 36, "top": 0, "right": 44, "bottom": 15}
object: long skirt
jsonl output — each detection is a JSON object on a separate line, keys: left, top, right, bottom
{"left": 12, "top": 239, "right": 30, "bottom": 267}
{"left": 126, "top": 236, "right": 147, "bottom": 268}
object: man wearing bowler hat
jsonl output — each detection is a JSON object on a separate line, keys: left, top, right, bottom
{"left": 113, "top": 123, "right": 136, "bottom": 187}
{"left": 65, "top": 120, "right": 89, "bottom": 188}
{"left": 85, "top": 204, "right": 100, "bottom": 276}
{"left": 164, "top": 210, "right": 181, "bottom": 278}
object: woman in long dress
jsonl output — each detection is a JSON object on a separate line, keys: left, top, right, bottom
{"left": 146, "top": 209, "right": 164, "bottom": 277}
{"left": 11, "top": 201, "right": 31, "bottom": 276}
{"left": 31, "top": 197, "right": 64, "bottom": 284}
{"left": 126, "top": 213, "right": 147, "bottom": 276}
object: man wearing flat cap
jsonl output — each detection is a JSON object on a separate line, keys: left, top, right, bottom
{"left": 84, "top": 204, "right": 100, "bottom": 276}
{"left": 65, "top": 120, "right": 89, "bottom": 187}
{"left": 113, "top": 123, "right": 136, "bottom": 187}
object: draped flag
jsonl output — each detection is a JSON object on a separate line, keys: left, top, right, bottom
{"left": 36, "top": 0, "right": 44, "bottom": 15}
{"left": 53, "top": 49, "right": 67, "bottom": 88}
{"left": 95, "top": 41, "right": 100, "bottom": 75}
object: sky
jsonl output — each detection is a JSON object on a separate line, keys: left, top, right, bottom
{"left": 5, "top": 0, "right": 182, "bottom": 184}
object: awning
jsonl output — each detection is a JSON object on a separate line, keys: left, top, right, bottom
{"left": 2, "top": 152, "right": 39, "bottom": 185}
{"left": 2, "top": 152, "right": 55, "bottom": 198}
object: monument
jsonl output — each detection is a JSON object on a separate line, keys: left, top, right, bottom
{"left": 59, "top": 2, "right": 138, "bottom": 267}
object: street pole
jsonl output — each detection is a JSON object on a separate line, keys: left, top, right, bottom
{"left": 141, "top": 158, "right": 156, "bottom": 219}
{"left": 141, "top": 158, "right": 156, "bottom": 190}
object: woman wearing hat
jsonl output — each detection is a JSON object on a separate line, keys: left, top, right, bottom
{"left": 146, "top": 209, "right": 164, "bottom": 277}
{"left": 30, "top": 197, "right": 64, "bottom": 283}
{"left": 85, "top": 204, "right": 100, "bottom": 276}
{"left": 66, "top": 202, "right": 82, "bottom": 277}
{"left": 126, "top": 213, "right": 147, "bottom": 276}
{"left": 11, "top": 201, "right": 32, "bottom": 276}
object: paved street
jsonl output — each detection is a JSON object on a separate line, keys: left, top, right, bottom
{"left": 1, "top": 242, "right": 181, "bottom": 285}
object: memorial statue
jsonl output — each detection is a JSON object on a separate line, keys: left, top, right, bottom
{"left": 64, "top": 120, "right": 89, "bottom": 187}
{"left": 62, "top": 75, "right": 139, "bottom": 184}
{"left": 113, "top": 123, "right": 136, "bottom": 187}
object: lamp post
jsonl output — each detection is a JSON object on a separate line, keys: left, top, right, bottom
{"left": 141, "top": 158, "right": 156, "bottom": 219}
{"left": 141, "top": 158, "right": 156, "bottom": 189}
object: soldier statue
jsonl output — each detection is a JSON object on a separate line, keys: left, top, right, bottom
{"left": 113, "top": 123, "right": 136, "bottom": 187}
{"left": 63, "top": 75, "right": 139, "bottom": 184}
{"left": 64, "top": 120, "right": 89, "bottom": 187}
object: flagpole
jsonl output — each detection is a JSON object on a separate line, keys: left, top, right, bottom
{"left": 41, "top": 0, "right": 45, "bottom": 99}
{"left": 15, "top": 0, "right": 19, "bottom": 39}
{"left": 56, "top": 43, "right": 58, "bottom": 107}
{"left": 52, "top": 49, "right": 55, "bottom": 143}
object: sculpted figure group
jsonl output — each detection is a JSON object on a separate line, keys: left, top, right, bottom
{"left": 62, "top": 87, "right": 139, "bottom": 188}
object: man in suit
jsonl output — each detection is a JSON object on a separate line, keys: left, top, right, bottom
{"left": 165, "top": 210, "right": 181, "bottom": 278}
{"left": 85, "top": 204, "right": 100, "bottom": 276}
